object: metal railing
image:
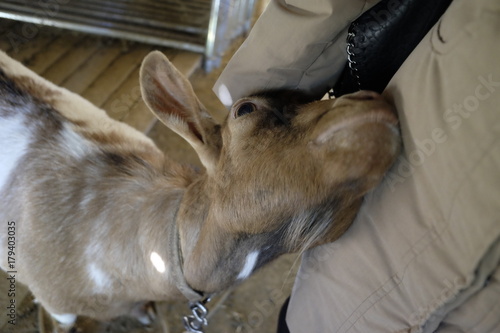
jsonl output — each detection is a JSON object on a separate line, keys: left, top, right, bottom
{"left": 0, "top": 0, "right": 256, "bottom": 71}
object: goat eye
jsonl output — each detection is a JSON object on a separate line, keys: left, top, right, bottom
{"left": 235, "top": 102, "right": 256, "bottom": 118}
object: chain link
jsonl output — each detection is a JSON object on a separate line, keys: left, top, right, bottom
{"left": 183, "top": 300, "right": 209, "bottom": 333}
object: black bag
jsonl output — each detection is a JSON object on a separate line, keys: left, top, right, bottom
{"left": 332, "top": 0, "right": 453, "bottom": 96}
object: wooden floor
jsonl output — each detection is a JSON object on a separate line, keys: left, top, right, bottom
{"left": 0, "top": 18, "right": 202, "bottom": 134}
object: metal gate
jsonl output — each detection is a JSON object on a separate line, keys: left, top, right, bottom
{"left": 0, "top": 0, "right": 255, "bottom": 70}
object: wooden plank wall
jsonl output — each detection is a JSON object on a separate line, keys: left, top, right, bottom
{"left": 0, "top": 18, "right": 202, "bottom": 134}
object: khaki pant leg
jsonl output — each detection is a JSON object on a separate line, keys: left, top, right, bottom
{"left": 435, "top": 264, "right": 500, "bottom": 333}
{"left": 287, "top": 0, "right": 500, "bottom": 332}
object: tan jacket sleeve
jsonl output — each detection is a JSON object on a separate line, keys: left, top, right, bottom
{"left": 213, "top": 0, "right": 380, "bottom": 107}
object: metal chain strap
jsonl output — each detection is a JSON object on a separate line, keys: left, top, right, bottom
{"left": 182, "top": 299, "right": 210, "bottom": 333}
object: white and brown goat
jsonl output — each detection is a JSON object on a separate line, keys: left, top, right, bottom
{"left": 0, "top": 50, "right": 400, "bottom": 330}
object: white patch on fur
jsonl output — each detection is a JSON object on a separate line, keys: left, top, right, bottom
{"left": 79, "top": 190, "right": 96, "bottom": 212}
{"left": 237, "top": 250, "right": 259, "bottom": 280}
{"left": 150, "top": 251, "right": 166, "bottom": 273}
{"left": 51, "top": 313, "right": 77, "bottom": 326}
{"left": 60, "top": 124, "right": 92, "bottom": 159}
{"left": 131, "top": 302, "right": 156, "bottom": 325}
{"left": 88, "top": 263, "right": 112, "bottom": 291}
{"left": 0, "top": 115, "right": 30, "bottom": 191}
{"left": 136, "top": 312, "right": 153, "bottom": 325}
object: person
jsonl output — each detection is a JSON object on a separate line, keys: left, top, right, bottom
{"left": 213, "top": 0, "right": 500, "bottom": 332}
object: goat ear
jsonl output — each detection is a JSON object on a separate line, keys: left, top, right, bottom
{"left": 140, "top": 51, "right": 221, "bottom": 172}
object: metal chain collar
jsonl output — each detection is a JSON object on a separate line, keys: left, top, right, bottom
{"left": 182, "top": 298, "right": 211, "bottom": 333}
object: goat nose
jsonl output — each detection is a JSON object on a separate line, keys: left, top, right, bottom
{"left": 347, "top": 90, "right": 381, "bottom": 100}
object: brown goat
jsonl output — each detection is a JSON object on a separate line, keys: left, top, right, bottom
{"left": 0, "top": 50, "right": 400, "bottom": 331}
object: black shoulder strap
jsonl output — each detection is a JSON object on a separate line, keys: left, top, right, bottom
{"left": 333, "top": 0, "right": 453, "bottom": 96}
